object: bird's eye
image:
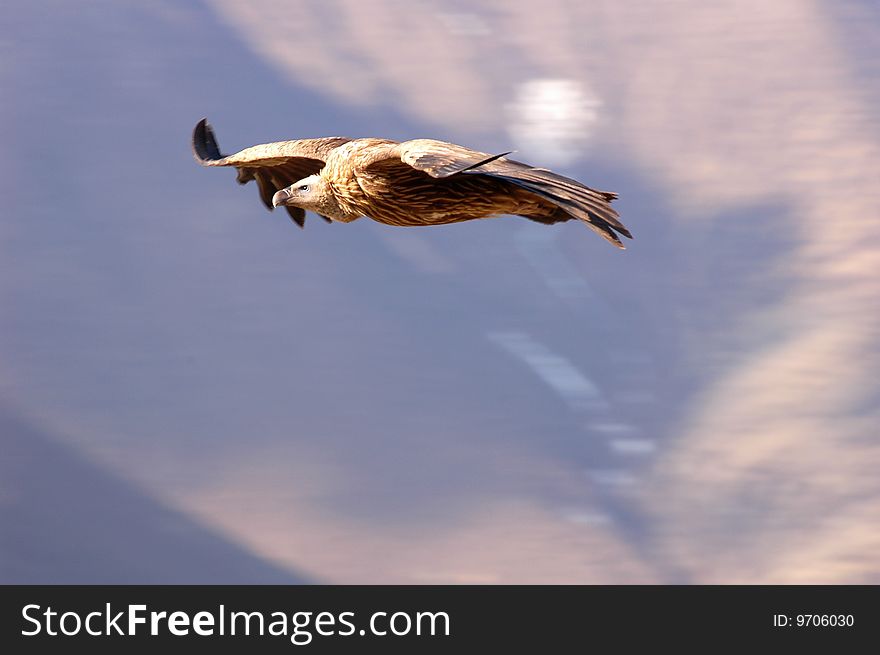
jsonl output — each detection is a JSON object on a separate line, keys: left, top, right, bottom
{"left": 299, "top": 184, "right": 309, "bottom": 192}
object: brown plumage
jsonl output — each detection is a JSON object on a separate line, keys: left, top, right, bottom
{"left": 192, "top": 119, "right": 631, "bottom": 248}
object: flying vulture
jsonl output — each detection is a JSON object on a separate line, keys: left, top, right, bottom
{"left": 192, "top": 119, "right": 631, "bottom": 248}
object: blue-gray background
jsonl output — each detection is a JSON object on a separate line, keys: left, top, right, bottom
{"left": 2, "top": 0, "right": 878, "bottom": 583}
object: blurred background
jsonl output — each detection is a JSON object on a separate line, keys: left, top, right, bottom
{"left": 1, "top": 0, "right": 878, "bottom": 584}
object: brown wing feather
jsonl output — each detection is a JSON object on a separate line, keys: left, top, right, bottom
{"left": 192, "top": 119, "right": 347, "bottom": 226}
{"left": 396, "top": 140, "right": 512, "bottom": 177}
{"left": 380, "top": 139, "right": 630, "bottom": 247}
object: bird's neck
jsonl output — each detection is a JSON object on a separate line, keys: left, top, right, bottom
{"left": 321, "top": 172, "right": 363, "bottom": 222}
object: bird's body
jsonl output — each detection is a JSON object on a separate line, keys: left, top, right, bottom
{"left": 192, "top": 120, "right": 631, "bottom": 247}
{"left": 324, "top": 141, "right": 537, "bottom": 227}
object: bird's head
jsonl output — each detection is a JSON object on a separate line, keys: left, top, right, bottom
{"left": 272, "top": 174, "right": 339, "bottom": 217}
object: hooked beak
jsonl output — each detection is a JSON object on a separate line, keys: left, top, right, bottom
{"left": 272, "top": 188, "right": 292, "bottom": 208}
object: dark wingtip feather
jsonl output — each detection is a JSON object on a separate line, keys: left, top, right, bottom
{"left": 590, "top": 221, "right": 626, "bottom": 249}
{"left": 462, "top": 159, "right": 631, "bottom": 247}
{"left": 286, "top": 206, "right": 306, "bottom": 228}
{"left": 255, "top": 171, "right": 275, "bottom": 210}
{"left": 586, "top": 208, "right": 630, "bottom": 246}
{"left": 614, "top": 221, "right": 633, "bottom": 240}
{"left": 192, "top": 118, "right": 224, "bottom": 163}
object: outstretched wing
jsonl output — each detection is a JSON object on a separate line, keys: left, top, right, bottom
{"left": 363, "top": 139, "right": 630, "bottom": 247}
{"left": 192, "top": 119, "right": 351, "bottom": 227}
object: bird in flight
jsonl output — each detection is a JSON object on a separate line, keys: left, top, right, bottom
{"left": 192, "top": 119, "right": 631, "bottom": 248}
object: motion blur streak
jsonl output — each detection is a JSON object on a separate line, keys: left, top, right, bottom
{"left": 2, "top": 0, "right": 878, "bottom": 583}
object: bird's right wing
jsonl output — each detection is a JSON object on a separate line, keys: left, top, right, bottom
{"left": 363, "top": 139, "right": 630, "bottom": 247}
{"left": 192, "top": 119, "right": 351, "bottom": 227}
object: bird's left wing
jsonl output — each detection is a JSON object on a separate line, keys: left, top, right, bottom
{"left": 362, "top": 139, "right": 630, "bottom": 247}
{"left": 192, "top": 119, "right": 351, "bottom": 227}
{"left": 359, "top": 139, "right": 510, "bottom": 177}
